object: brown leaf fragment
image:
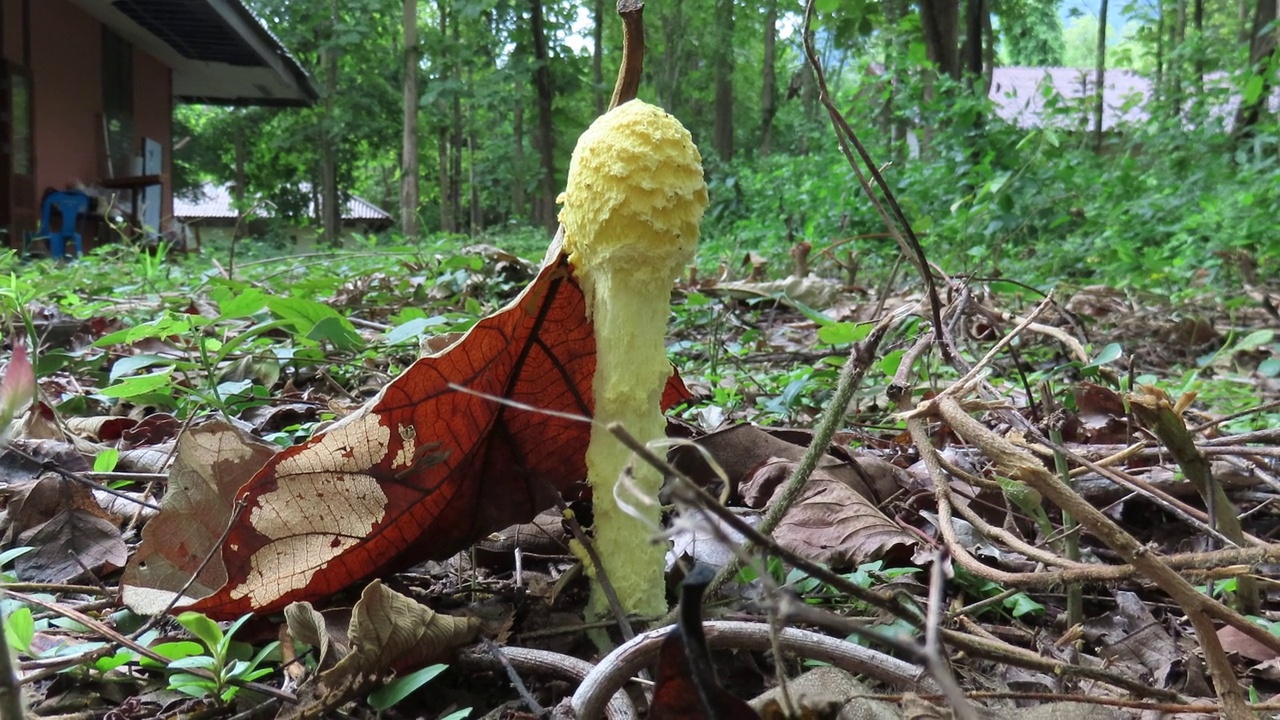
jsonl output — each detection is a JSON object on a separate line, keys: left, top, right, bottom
{"left": 3, "top": 472, "right": 113, "bottom": 544}
{"left": 281, "top": 581, "right": 480, "bottom": 720}
{"left": 740, "top": 459, "right": 917, "bottom": 568}
{"left": 120, "top": 417, "right": 277, "bottom": 614}
{"left": 16, "top": 509, "right": 126, "bottom": 582}
{"left": 1218, "top": 625, "right": 1280, "bottom": 664}
{"left": 284, "top": 601, "right": 349, "bottom": 670}
{"left": 671, "top": 424, "right": 894, "bottom": 504}
{"left": 121, "top": 413, "right": 181, "bottom": 447}
{"left": 1083, "top": 591, "right": 1178, "bottom": 686}
{"left": 64, "top": 416, "right": 138, "bottom": 442}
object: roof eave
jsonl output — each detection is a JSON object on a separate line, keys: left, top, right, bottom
{"left": 203, "top": 0, "right": 319, "bottom": 105}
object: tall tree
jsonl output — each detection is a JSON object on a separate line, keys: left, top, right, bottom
{"left": 320, "top": 0, "right": 341, "bottom": 245}
{"left": 1002, "top": 0, "right": 1064, "bottom": 66}
{"left": 1234, "top": 0, "right": 1279, "bottom": 137}
{"left": 712, "top": 0, "right": 736, "bottom": 161}
{"left": 760, "top": 0, "right": 778, "bottom": 156}
{"left": 529, "top": 0, "right": 557, "bottom": 231}
{"left": 435, "top": 0, "right": 455, "bottom": 233}
{"left": 401, "top": 0, "right": 420, "bottom": 239}
{"left": 1094, "top": 0, "right": 1109, "bottom": 150}
{"left": 919, "top": 0, "right": 961, "bottom": 80}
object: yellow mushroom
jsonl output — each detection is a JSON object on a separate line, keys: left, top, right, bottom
{"left": 558, "top": 99, "right": 708, "bottom": 616}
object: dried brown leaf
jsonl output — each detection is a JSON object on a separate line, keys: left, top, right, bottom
{"left": 16, "top": 509, "right": 126, "bottom": 582}
{"left": 740, "top": 459, "right": 917, "bottom": 567}
{"left": 120, "top": 417, "right": 277, "bottom": 614}
{"left": 281, "top": 581, "right": 480, "bottom": 720}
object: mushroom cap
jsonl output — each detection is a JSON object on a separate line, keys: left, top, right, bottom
{"left": 559, "top": 100, "right": 708, "bottom": 281}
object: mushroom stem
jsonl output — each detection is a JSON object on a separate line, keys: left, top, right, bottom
{"left": 559, "top": 99, "right": 707, "bottom": 616}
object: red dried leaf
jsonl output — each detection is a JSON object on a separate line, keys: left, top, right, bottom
{"left": 187, "top": 252, "right": 689, "bottom": 618}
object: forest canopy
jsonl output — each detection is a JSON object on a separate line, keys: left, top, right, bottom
{"left": 175, "top": 0, "right": 1280, "bottom": 289}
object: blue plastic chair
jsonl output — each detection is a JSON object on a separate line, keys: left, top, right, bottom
{"left": 25, "top": 190, "right": 91, "bottom": 260}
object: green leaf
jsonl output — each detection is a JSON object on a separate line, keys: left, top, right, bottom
{"left": 817, "top": 321, "right": 872, "bottom": 346}
{"left": 1234, "top": 329, "right": 1274, "bottom": 353}
{"left": 385, "top": 316, "right": 446, "bottom": 345}
{"left": 94, "top": 449, "right": 120, "bottom": 473}
{"left": 99, "top": 368, "right": 174, "bottom": 399}
{"left": 143, "top": 641, "right": 206, "bottom": 668}
{"left": 1259, "top": 357, "right": 1280, "bottom": 378}
{"left": 368, "top": 663, "right": 449, "bottom": 711}
{"left": 168, "top": 673, "right": 218, "bottom": 697}
{"left": 1005, "top": 592, "right": 1046, "bottom": 618}
{"left": 4, "top": 607, "right": 35, "bottom": 653}
{"left": 176, "top": 612, "right": 224, "bottom": 653}
{"left": 217, "top": 288, "right": 270, "bottom": 318}
{"left": 307, "top": 316, "right": 365, "bottom": 351}
{"left": 1243, "top": 74, "right": 1264, "bottom": 106}
{"left": 109, "top": 354, "right": 178, "bottom": 382}
{"left": 1086, "top": 343, "right": 1123, "bottom": 368}
{"left": 0, "top": 546, "right": 35, "bottom": 568}
{"left": 167, "top": 655, "right": 218, "bottom": 671}
{"left": 439, "top": 709, "right": 472, "bottom": 720}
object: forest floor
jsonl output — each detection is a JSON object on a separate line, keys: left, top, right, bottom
{"left": 1, "top": 237, "right": 1279, "bottom": 720}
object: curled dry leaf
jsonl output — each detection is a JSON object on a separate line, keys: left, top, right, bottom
{"left": 280, "top": 580, "right": 480, "bottom": 720}
{"left": 184, "top": 252, "right": 689, "bottom": 619}
{"left": 63, "top": 416, "right": 138, "bottom": 442}
{"left": 120, "top": 416, "right": 278, "bottom": 614}
{"left": 740, "top": 458, "right": 917, "bottom": 568}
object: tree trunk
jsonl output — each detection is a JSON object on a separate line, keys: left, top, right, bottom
{"left": 450, "top": 6, "right": 463, "bottom": 234}
{"left": 1093, "top": 0, "right": 1108, "bottom": 150}
{"left": 437, "top": 128, "right": 452, "bottom": 232}
{"left": 1234, "top": 0, "right": 1279, "bottom": 137}
{"left": 760, "top": 0, "right": 778, "bottom": 156}
{"left": 401, "top": 0, "right": 420, "bottom": 240}
{"left": 529, "top": 0, "right": 557, "bottom": 232}
{"left": 1172, "top": 0, "right": 1186, "bottom": 116}
{"left": 320, "top": 0, "right": 341, "bottom": 245}
{"left": 712, "top": 0, "right": 735, "bottom": 161}
{"left": 1193, "top": 0, "right": 1204, "bottom": 95}
{"left": 963, "top": 0, "right": 984, "bottom": 83}
{"left": 512, "top": 74, "right": 526, "bottom": 223}
{"left": 592, "top": 0, "right": 605, "bottom": 116}
{"left": 435, "top": 0, "right": 454, "bottom": 233}
{"left": 919, "top": 0, "right": 961, "bottom": 80}
{"left": 656, "top": 3, "right": 687, "bottom": 116}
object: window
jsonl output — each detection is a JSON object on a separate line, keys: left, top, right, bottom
{"left": 102, "top": 28, "right": 134, "bottom": 175}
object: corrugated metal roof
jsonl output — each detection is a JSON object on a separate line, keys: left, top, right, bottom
{"left": 175, "top": 182, "right": 392, "bottom": 222}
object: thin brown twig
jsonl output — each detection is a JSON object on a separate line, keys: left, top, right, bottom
{"left": 482, "top": 638, "right": 545, "bottom": 716}
{"left": 799, "top": 0, "right": 951, "bottom": 363}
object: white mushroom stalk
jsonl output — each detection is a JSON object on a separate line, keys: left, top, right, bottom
{"left": 558, "top": 99, "right": 707, "bottom": 615}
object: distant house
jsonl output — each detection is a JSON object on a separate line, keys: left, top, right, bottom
{"left": 987, "top": 67, "right": 1280, "bottom": 132}
{"left": 175, "top": 182, "right": 393, "bottom": 247}
{"left": 2, "top": 0, "right": 316, "bottom": 251}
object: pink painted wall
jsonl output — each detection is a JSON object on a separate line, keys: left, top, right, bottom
{"left": 133, "top": 48, "right": 173, "bottom": 220}
{"left": 29, "top": 0, "right": 101, "bottom": 198}
{"left": 21, "top": 0, "right": 175, "bottom": 246}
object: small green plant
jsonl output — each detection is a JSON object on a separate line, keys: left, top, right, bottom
{"left": 367, "top": 663, "right": 456, "bottom": 714}
{"left": 157, "top": 612, "right": 279, "bottom": 704}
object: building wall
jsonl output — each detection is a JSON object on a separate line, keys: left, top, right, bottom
{"left": 20, "top": 0, "right": 174, "bottom": 249}
{"left": 29, "top": 0, "right": 101, "bottom": 199}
